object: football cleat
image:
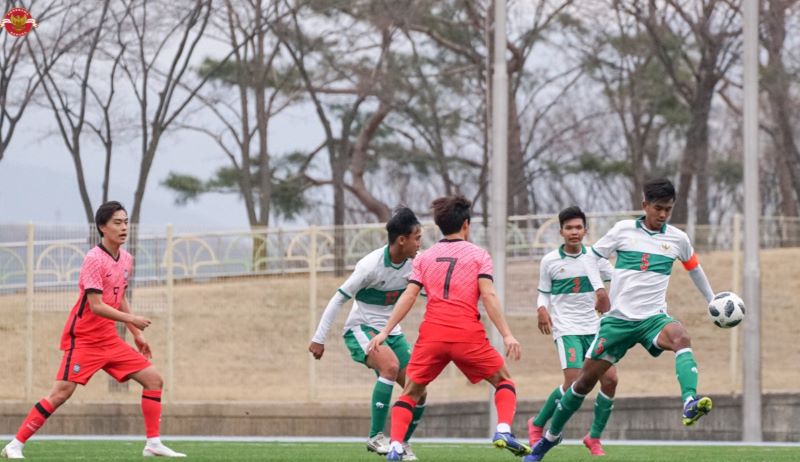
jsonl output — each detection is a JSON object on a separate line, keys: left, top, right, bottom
{"left": 524, "top": 433, "right": 562, "bottom": 461}
{"left": 367, "top": 433, "right": 391, "bottom": 455}
{"left": 142, "top": 442, "right": 186, "bottom": 457}
{"left": 492, "top": 431, "right": 532, "bottom": 456}
{"left": 682, "top": 396, "right": 713, "bottom": 426}
{"left": 527, "top": 417, "right": 544, "bottom": 446}
{"left": 582, "top": 434, "right": 605, "bottom": 456}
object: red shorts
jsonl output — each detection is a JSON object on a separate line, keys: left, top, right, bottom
{"left": 57, "top": 338, "right": 151, "bottom": 385}
{"left": 406, "top": 338, "right": 504, "bottom": 385}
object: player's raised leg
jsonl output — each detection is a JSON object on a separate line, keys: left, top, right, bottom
{"left": 656, "top": 323, "right": 712, "bottom": 426}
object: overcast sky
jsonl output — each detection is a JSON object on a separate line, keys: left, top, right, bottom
{"left": 0, "top": 87, "right": 327, "bottom": 232}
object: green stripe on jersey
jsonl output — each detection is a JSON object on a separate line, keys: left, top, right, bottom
{"left": 615, "top": 250, "right": 674, "bottom": 275}
{"left": 355, "top": 287, "right": 405, "bottom": 306}
{"left": 550, "top": 276, "right": 594, "bottom": 295}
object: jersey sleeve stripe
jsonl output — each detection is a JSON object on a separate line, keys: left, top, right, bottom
{"left": 337, "top": 288, "right": 352, "bottom": 299}
{"left": 409, "top": 279, "right": 423, "bottom": 287}
{"left": 537, "top": 289, "right": 551, "bottom": 294}
{"left": 85, "top": 288, "right": 102, "bottom": 294}
{"left": 478, "top": 274, "right": 493, "bottom": 280}
{"left": 682, "top": 253, "right": 700, "bottom": 271}
{"left": 591, "top": 247, "right": 606, "bottom": 259}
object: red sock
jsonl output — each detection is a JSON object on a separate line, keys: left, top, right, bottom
{"left": 494, "top": 380, "right": 516, "bottom": 427}
{"left": 390, "top": 395, "right": 417, "bottom": 443}
{"left": 16, "top": 399, "right": 55, "bottom": 443}
{"left": 141, "top": 390, "right": 162, "bottom": 438}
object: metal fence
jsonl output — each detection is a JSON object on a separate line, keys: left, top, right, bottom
{"left": 1, "top": 213, "right": 798, "bottom": 404}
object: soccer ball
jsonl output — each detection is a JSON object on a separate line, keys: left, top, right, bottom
{"left": 707, "top": 292, "right": 745, "bottom": 328}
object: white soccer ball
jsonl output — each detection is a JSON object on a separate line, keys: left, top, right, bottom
{"left": 707, "top": 291, "right": 745, "bottom": 328}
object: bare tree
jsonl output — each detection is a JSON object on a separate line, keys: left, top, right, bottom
{"left": 29, "top": 0, "right": 114, "bottom": 222}
{"left": 165, "top": 0, "right": 303, "bottom": 228}
{"left": 0, "top": 0, "right": 81, "bottom": 165}
{"left": 622, "top": 0, "right": 741, "bottom": 225}
{"left": 762, "top": 0, "right": 800, "bottom": 216}
{"left": 114, "top": 0, "right": 215, "bottom": 225}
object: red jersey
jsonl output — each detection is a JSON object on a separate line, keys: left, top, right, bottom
{"left": 410, "top": 239, "right": 493, "bottom": 343}
{"left": 60, "top": 244, "right": 133, "bottom": 350}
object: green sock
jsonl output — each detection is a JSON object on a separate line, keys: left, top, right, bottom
{"left": 549, "top": 386, "right": 585, "bottom": 436}
{"left": 404, "top": 403, "right": 426, "bottom": 441}
{"left": 589, "top": 392, "right": 614, "bottom": 438}
{"left": 533, "top": 386, "right": 563, "bottom": 427}
{"left": 675, "top": 349, "right": 698, "bottom": 402}
{"left": 370, "top": 377, "right": 394, "bottom": 437}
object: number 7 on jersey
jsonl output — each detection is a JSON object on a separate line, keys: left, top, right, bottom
{"left": 435, "top": 257, "right": 458, "bottom": 299}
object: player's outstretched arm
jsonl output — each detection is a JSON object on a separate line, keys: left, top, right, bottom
{"left": 479, "top": 278, "right": 521, "bottom": 360}
{"left": 366, "top": 283, "right": 420, "bottom": 354}
{"left": 687, "top": 264, "right": 715, "bottom": 303}
{"left": 308, "top": 291, "right": 350, "bottom": 359}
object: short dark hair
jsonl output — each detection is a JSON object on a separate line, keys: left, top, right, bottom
{"left": 431, "top": 195, "right": 471, "bottom": 235}
{"left": 643, "top": 178, "right": 676, "bottom": 203}
{"left": 95, "top": 201, "right": 127, "bottom": 237}
{"left": 386, "top": 206, "right": 420, "bottom": 244}
{"left": 558, "top": 206, "right": 586, "bottom": 228}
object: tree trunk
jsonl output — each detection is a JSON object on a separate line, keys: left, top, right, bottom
{"left": 764, "top": 0, "right": 800, "bottom": 216}
{"left": 673, "top": 80, "right": 714, "bottom": 226}
{"left": 507, "top": 91, "right": 529, "bottom": 215}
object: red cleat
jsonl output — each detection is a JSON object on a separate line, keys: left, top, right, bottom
{"left": 583, "top": 434, "right": 605, "bottom": 456}
{"left": 527, "top": 417, "right": 544, "bottom": 446}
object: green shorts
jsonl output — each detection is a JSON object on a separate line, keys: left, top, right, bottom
{"left": 554, "top": 334, "right": 596, "bottom": 369}
{"left": 587, "top": 313, "right": 678, "bottom": 364}
{"left": 343, "top": 324, "right": 412, "bottom": 371}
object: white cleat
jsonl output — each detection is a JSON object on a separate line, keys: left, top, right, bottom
{"left": 366, "top": 432, "right": 390, "bottom": 455}
{"left": 402, "top": 442, "right": 418, "bottom": 461}
{"left": 1, "top": 443, "right": 24, "bottom": 459}
{"left": 142, "top": 442, "right": 186, "bottom": 458}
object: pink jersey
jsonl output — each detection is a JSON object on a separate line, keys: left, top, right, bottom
{"left": 60, "top": 244, "right": 133, "bottom": 350}
{"left": 410, "top": 239, "right": 493, "bottom": 343}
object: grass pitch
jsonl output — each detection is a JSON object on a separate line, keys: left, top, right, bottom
{"left": 14, "top": 440, "right": 800, "bottom": 461}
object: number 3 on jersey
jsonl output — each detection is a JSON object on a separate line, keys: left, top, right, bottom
{"left": 435, "top": 257, "right": 458, "bottom": 299}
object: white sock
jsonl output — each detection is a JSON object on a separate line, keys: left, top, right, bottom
{"left": 496, "top": 423, "right": 511, "bottom": 434}
{"left": 10, "top": 438, "right": 24, "bottom": 449}
{"left": 146, "top": 437, "right": 162, "bottom": 446}
{"left": 389, "top": 441, "right": 404, "bottom": 453}
{"left": 545, "top": 430, "right": 561, "bottom": 442}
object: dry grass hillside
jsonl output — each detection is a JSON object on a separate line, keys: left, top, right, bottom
{"left": 1, "top": 248, "right": 797, "bottom": 405}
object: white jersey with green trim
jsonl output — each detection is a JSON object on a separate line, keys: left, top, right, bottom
{"left": 590, "top": 218, "right": 694, "bottom": 321}
{"left": 538, "top": 245, "right": 613, "bottom": 339}
{"left": 311, "top": 246, "right": 411, "bottom": 344}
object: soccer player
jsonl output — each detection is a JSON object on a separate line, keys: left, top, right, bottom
{"left": 526, "top": 179, "right": 716, "bottom": 461}
{"left": 526, "top": 206, "right": 617, "bottom": 456}
{"left": 367, "top": 195, "right": 530, "bottom": 461}
{"left": 308, "top": 207, "right": 425, "bottom": 460}
{"left": 1, "top": 201, "right": 185, "bottom": 459}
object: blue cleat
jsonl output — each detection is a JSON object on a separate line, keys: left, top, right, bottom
{"left": 524, "top": 433, "right": 562, "bottom": 461}
{"left": 492, "top": 431, "right": 532, "bottom": 457}
{"left": 386, "top": 446, "right": 403, "bottom": 461}
{"left": 682, "top": 396, "right": 713, "bottom": 426}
